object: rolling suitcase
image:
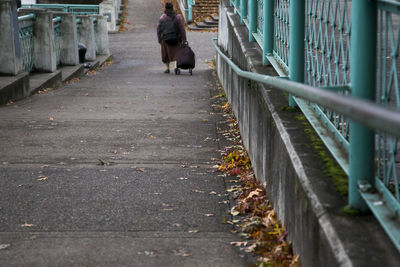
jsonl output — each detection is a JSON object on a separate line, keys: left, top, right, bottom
{"left": 176, "top": 42, "right": 195, "bottom": 75}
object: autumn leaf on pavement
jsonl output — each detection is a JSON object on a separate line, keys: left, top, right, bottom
{"left": 230, "top": 241, "right": 248, "bottom": 247}
{"left": 20, "top": 223, "right": 34, "bottom": 227}
{"left": 173, "top": 248, "right": 192, "bottom": 257}
{"left": 191, "top": 189, "right": 204, "bottom": 193}
{"left": 0, "top": 244, "right": 10, "bottom": 250}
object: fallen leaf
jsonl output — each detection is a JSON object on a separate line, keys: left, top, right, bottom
{"left": 136, "top": 168, "right": 145, "bottom": 172}
{"left": 209, "top": 191, "right": 217, "bottom": 195}
{"left": 191, "top": 189, "right": 204, "bottom": 193}
{"left": 189, "top": 165, "right": 200, "bottom": 169}
{"left": 173, "top": 248, "right": 192, "bottom": 257}
{"left": 162, "top": 208, "right": 173, "bottom": 211}
{"left": 20, "top": 223, "right": 34, "bottom": 227}
{"left": 37, "top": 177, "right": 49, "bottom": 181}
{"left": 245, "top": 188, "right": 263, "bottom": 200}
{"left": 204, "top": 213, "right": 214, "bottom": 217}
{"left": 230, "top": 241, "right": 248, "bottom": 247}
{"left": 230, "top": 207, "right": 240, "bottom": 216}
{"left": 245, "top": 243, "right": 257, "bottom": 252}
{"left": 188, "top": 230, "right": 198, "bottom": 233}
{"left": 0, "top": 244, "right": 10, "bottom": 250}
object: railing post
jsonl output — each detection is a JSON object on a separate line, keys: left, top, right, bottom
{"left": 240, "top": 0, "right": 247, "bottom": 24}
{"left": 262, "top": 0, "right": 274, "bottom": 65}
{"left": 188, "top": 0, "right": 193, "bottom": 22}
{"left": 58, "top": 13, "right": 79, "bottom": 65}
{"left": 349, "top": 0, "right": 377, "bottom": 212}
{"left": 288, "top": 0, "right": 305, "bottom": 106}
{"left": 234, "top": 0, "right": 239, "bottom": 14}
{"left": 248, "top": 0, "right": 257, "bottom": 42}
{"left": 0, "top": 0, "right": 24, "bottom": 75}
{"left": 77, "top": 15, "right": 96, "bottom": 61}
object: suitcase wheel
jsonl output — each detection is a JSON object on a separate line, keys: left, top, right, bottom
{"left": 189, "top": 69, "right": 192, "bottom": 75}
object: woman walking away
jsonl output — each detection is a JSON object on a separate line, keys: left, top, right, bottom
{"left": 157, "top": 2, "right": 187, "bottom": 74}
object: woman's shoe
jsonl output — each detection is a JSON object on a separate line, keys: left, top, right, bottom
{"left": 174, "top": 68, "right": 181, "bottom": 75}
{"left": 164, "top": 69, "right": 170, "bottom": 74}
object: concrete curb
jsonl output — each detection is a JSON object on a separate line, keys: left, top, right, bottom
{"left": 0, "top": 72, "right": 29, "bottom": 105}
{"left": 0, "top": 54, "right": 112, "bottom": 106}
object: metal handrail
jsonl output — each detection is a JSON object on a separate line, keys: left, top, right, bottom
{"left": 212, "top": 38, "right": 400, "bottom": 137}
{"left": 377, "top": 0, "right": 400, "bottom": 6}
{"left": 18, "top": 13, "right": 36, "bottom": 22}
{"left": 52, "top": 17, "right": 62, "bottom": 23}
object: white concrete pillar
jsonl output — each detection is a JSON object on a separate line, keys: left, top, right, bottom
{"left": 99, "top": 0, "right": 117, "bottom": 33}
{"left": 77, "top": 15, "right": 96, "bottom": 61}
{"left": 18, "top": 9, "right": 57, "bottom": 72}
{"left": 0, "top": 0, "right": 24, "bottom": 75}
{"left": 58, "top": 13, "right": 79, "bottom": 65}
{"left": 91, "top": 15, "right": 110, "bottom": 56}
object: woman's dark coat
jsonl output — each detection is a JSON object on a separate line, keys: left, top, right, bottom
{"left": 157, "top": 12, "right": 187, "bottom": 63}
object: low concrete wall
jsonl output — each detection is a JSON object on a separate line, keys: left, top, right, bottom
{"left": 216, "top": 1, "right": 400, "bottom": 266}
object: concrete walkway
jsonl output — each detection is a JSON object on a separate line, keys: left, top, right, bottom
{"left": 0, "top": 0, "right": 250, "bottom": 266}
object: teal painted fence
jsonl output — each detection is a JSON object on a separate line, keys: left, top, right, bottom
{"left": 229, "top": 0, "right": 400, "bottom": 251}
{"left": 18, "top": 14, "right": 35, "bottom": 73}
{"left": 21, "top": 4, "right": 99, "bottom": 15}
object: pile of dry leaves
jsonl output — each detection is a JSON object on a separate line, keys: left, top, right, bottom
{"left": 213, "top": 75, "right": 299, "bottom": 266}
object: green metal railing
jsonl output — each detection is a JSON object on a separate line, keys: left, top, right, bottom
{"left": 305, "top": 0, "right": 352, "bottom": 158}
{"left": 273, "top": 0, "right": 289, "bottom": 72}
{"left": 53, "top": 16, "right": 62, "bottom": 66}
{"left": 21, "top": 4, "right": 99, "bottom": 15}
{"left": 18, "top": 14, "right": 35, "bottom": 72}
{"left": 224, "top": 0, "right": 400, "bottom": 251}
{"left": 188, "top": 0, "right": 193, "bottom": 21}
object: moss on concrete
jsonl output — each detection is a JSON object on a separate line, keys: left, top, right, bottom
{"left": 280, "top": 106, "right": 300, "bottom": 112}
{"left": 295, "top": 114, "right": 348, "bottom": 196}
{"left": 342, "top": 205, "right": 362, "bottom": 216}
